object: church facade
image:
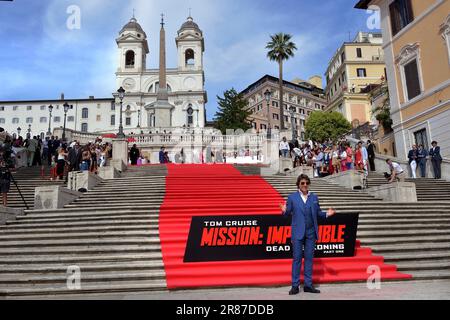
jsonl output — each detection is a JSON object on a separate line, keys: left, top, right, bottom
{"left": 0, "top": 16, "right": 207, "bottom": 138}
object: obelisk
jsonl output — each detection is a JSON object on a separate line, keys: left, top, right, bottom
{"left": 153, "top": 13, "right": 173, "bottom": 128}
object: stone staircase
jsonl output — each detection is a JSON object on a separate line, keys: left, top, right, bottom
{"left": 7, "top": 166, "right": 65, "bottom": 209}
{"left": 263, "top": 175, "right": 450, "bottom": 281}
{"left": 1, "top": 164, "right": 449, "bottom": 297}
{"left": 0, "top": 165, "right": 168, "bottom": 297}
{"left": 366, "top": 172, "right": 450, "bottom": 202}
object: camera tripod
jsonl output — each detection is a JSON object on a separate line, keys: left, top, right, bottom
{"left": 2, "top": 166, "right": 29, "bottom": 210}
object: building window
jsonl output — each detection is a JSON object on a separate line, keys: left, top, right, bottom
{"left": 96, "top": 115, "right": 101, "bottom": 122}
{"left": 111, "top": 115, "right": 115, "bottom": 126}
{"left": 272, "top": 101, "right": 278, "bottom": 107}
{"left": 125, "top": 117, "right": 131, "bottom": 126}
{"left": 13, "top": 106, "right": 18, "bottom": 111}
{"left": 40, "top": 117, "right": 47, "bottom": 123}
{"left": 82, "top": 108, "right": 89, "bottom": 119}
{"left": 356, "top": 48, "right": 362, "bottom": 58}
{"left": 40, "top": 105, "right": 46, "bottom": 110}
{"left": 54, "top": 117, "right": 61, "bottom": 123}
{"left": 389, "top": 0, "right": 414, "bottom": 36}
{"left": 27, "top": 106, "right": 32, "bottom": 111}
{"left": 26, "top": 117, "right": 33, "bottom": 124}
{"left": 440, "top": 15, "right": 450, "bottom": 65}
{"left": 81, "top": 123, "right": 88, "bottom": 132}
{"left": 67, "top": 116, "right": 74, "bottom": 122}
{"left": 0, "top": 118, "right": 4, "bottom": 124}
{"left": 185, "top": 49, "right": 195, "bottom": 66}
{"left": 0, "top": 107, "right": 4, "bottom": 111}
{"left": 357, "top": 68, "right": 367, "bottom": 77}
{"left": 341, "top": 51, "right": 345, "bottom": 63}
{"left": 125, "top": 50, "right": 135, "bottom": 68}
{"left": 414, "top": 128, "right": 429, "bottom": 150}
{"left": 403, "top": 59, "right": 421, "bottom": 100}
{"left": 187, "top": 105, "right": 194, "bottom": 125}
{"left": 111, "top": 101, "right": 116, "bottom": 111}
{"left": 251, "top": 122, "right": 256, "bottom": 129}
{"left": 260, "top": 124, "right": 267, "bottom": 130}
{"left": 396, "top": 43, "right": 423, "bottom": 102}
{"left": 12, "top": 118, "right": 19, "bottom": 124}
{"left": 273, "top": 113, "right": 279, "bottom": 120}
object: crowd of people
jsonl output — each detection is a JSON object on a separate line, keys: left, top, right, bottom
{"left": 0, "top": 128, "right": 113, "bottom": 181}
{"left": 279, "top": 137, "right": 376, "bottom": 178}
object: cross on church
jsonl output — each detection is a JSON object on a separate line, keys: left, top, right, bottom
{"left": 161, "top": 13, "right": 165, "bottom": 27}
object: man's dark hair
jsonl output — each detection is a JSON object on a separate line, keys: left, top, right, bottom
{"left": 296, "top": 174, "right": 311, "bottom": 188}
{"left": 432, "top": 141, "right": 438, "bottom": 145}
{"left": 385, "top": 159, "right": 391, "bottom": 163}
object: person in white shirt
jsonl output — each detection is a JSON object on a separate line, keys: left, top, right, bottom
{"left": 359, "top": 141, "right": 369, "bottom": 172}
{"left": 279, "top": 137, "right": 290, "bottom": 158}
{"left": 386, "top": 159, "right": 405, "bottom": 183}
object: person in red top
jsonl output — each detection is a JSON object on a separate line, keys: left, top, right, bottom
{"left": 354, "top": 144, "right": 363, "bottom": 170}
{"left": 345, "top": 143, "right": 353, "bottom": 170}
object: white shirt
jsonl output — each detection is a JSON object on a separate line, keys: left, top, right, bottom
{"left": 299, "top": 191, "right": 310, "bottom": 204}
{"left": 279, "top": 141, "right": 290, "bottom": 151}
{"left": 391, "top": 162, "right": 404, "bottom": 174}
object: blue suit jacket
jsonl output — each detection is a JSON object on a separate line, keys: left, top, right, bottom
{"left": 282, "top": 192, "right": 327, "bottom": 240}
{"left": 429, "top": 146, "right": 442, "bottom": 161}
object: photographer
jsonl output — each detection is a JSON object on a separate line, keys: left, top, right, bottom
{"left": 0, "top": 154, "right": 12, "bottom": 207}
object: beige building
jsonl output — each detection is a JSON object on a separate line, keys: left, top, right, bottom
{"left": 324, "top": 32, "right": 387, "bottom": 126}
{"left": 240, "top": 75, "right": 327, "bottom": 141}
{"left": 356, "top": 0, "right": 450, "bottom": 160}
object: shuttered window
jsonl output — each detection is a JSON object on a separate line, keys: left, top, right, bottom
{"left": 404, "top": 59, "right": 421, "bottom": 100}
{"left": 389, "top": 0, "right": 414, "bottom": 36}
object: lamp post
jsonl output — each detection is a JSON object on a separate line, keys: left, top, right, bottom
{"left": 47, "top": 104, "right": 53, "bottom": 136}
{"left": 27, "top": 124, "right": 31, "bottom": 139}
{"left": 117, "top": 87, "right": 126, "bottom": 138}
{"left": 137, "top": 109, "right": 141, "bottom": 129}
{"left": 17, "top": 127, "right": 21, "bottom": 137}
{"left": 264, "top": 89, "right": 272, "bottom": 139}
{"left": 289, "top": 107, "right": 297, "bottom": 142}
{"left": 62, "top": 102, "right": 70, "bottom": 142}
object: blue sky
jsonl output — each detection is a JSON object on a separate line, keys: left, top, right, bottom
{"left": 0, "top": 0, "right": 379, "bottom": 120}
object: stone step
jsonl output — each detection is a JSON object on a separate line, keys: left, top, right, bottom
{"left": 0, "top": 270, "right": 166, "bottom": 284}
{"left": 0, "top": 261, "right": 165, "bottom": 274}
{"left": 382, "top": 251, "right": 450, "bottom": 262}
{"left": 0, "top": 238, "right": 161, "bottom": 248}
{"left": 0, "top": 244, "right": 162, "bottom": 256}
{"left": 365, "top": 242, "right": 450, "bottom": 253}
{"left": 0, "top": 252, "right": 163, "bottom": 265}
{"left": 0, "top": 280, "right": 167, "bottom": 297}
{"left": 401, "top": 270, "right": 450, "bottom": 281}
{"left": 393, "top": 259, "right": 450, "bottom": 271}
{"left": 361, "top": 234, "right": 450, "bottom": 245}
{"left": 0, "top": 221, "right": 159, "bottom": 232}
{"left": 0, "top": 230, "right": 160, "bottom": 241}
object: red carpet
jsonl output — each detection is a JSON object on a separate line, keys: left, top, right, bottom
{"left": 159, "top": 164, "right": 411, "bottom": 289}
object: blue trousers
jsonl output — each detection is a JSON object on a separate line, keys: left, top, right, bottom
{"left": 291, "top": 227, "right": 316, "bottom": 288}
{"left": 418, "top": 160, "right": 426, "bottom": 177}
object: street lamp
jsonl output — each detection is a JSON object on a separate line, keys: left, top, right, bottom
{"left": 264, "top": 89, "right": 272, "bottom": 139}
{"left": 117, "top": 87, "right": 126, "bottom": 138}
{"left": 27, "top": 124, "right": 31, "bottom": 139}
{"left": 47, "top": 104, "right": 54, "bottom": 136}
{"left": 289, "top": 107, "right": 297, "bottom": 142}
{"left": 62, "top": 102, "right": 70, "bottom": 142}
{"left": 137, "top": 109, "right": 141, "bottom": 128}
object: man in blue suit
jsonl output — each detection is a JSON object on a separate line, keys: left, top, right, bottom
{"left": 280, "top": 174, "right": 336, "bottom": 295}
{"left": 429, "top": 141, "right": 442, "bottom": 179}
{"left": 159, "top": 147, "right": 166, "bottom": 164}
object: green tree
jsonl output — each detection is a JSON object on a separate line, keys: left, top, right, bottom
{"left": 305, "top": 111, "right": 352, "bottom": 142}
{"left": 214, "top": 88, "right": 252, "bottom": 134}
{"left": 266, "top": 33, "right": 297, "bottom": 130}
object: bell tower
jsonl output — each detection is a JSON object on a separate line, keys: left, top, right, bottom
{"left": 176, "top": 15, "right": 204, "bottom": 71}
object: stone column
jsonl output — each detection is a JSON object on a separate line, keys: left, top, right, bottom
{"left": 112, "top": 138, "right": 128, "bottom": 171}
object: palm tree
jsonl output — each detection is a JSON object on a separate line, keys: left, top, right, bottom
{"left": 266, "top": 33, "right": 297, "bottom": 130}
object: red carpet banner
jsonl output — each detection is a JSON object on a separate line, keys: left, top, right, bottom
{"left": 184, "top": 213, "right": 359, "bottom": 262}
